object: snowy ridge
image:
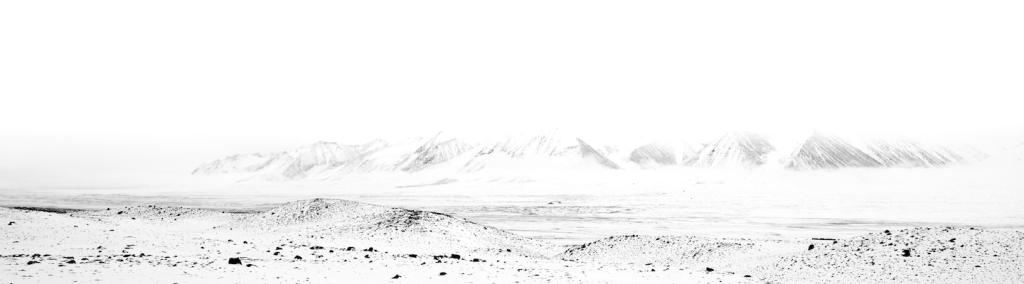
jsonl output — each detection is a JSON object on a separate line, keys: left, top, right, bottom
{"left": 691, "top": 133, "right": 775, "bottom": 168}
{"left": 787, "top": 133, "right": 966, "bottom": 170}
{"left": 628, "top": 143, "right": 700, "bottom": 167}
{"left": 192, "top": 140, "right": 384, "bottom": 178}
{"left": 193, "top": 132, "right": 993, "bottom": 181}
{"left": 457, "top": 134, "right": 620, "bottom": 172}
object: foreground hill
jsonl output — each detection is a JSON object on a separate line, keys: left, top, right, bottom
{"left": 218, "top": 198, "right": 556, "bottom": 255}
{"left": 4, "top": 200, "right": 1024, "bottom": 283}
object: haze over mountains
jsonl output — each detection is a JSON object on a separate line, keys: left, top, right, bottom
{"left": 192, "top": 131, "right": 1011, "bottom": 181}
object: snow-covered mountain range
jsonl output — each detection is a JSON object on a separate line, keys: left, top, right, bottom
{"left": 193, "top": 132, "right": 1001, "bottom": 181}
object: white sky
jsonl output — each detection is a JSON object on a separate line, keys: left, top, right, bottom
{"left": 2, "top": 0, "right": 1023, "bottom": 187}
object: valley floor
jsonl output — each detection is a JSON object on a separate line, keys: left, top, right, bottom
{"left": 2, "top": 198, "right": 1024, "bottom": 283}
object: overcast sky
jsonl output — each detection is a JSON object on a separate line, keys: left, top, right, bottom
{"left": 2, "top": 0, "right": 1023, "bottom": 187}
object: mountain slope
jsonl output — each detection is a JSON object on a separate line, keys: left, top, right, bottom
{"left": 456, "top": 135, "right": 620, "bottom": 172}
{"left": 787, "top": 133, "right": 968, "bottom": 169}
{"left": 787, "top": 133, "right": 883, "bottom": 169}
{"left": 691, "top": 133, "right": 775, "bottom": 168}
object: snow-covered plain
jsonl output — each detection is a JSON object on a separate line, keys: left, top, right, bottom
{"left": 3, "top": 163, "right": 1024, "bottom": 283}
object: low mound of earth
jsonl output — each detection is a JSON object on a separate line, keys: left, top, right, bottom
{"left": 753, "top": 227, "right": 1024, "bottom": 283}
{"left": 219, "top": 198, "right": 556, "bottom": 256}
{"left": 559, "top": 235, "right": 803, "bottom": 270}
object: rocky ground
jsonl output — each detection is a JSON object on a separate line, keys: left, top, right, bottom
{"left": 2, "top": 199, "right": 1023, "bottom": 283}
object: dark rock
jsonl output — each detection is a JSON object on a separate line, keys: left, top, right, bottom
{"left": 705, "top": 267, "right": 714, "bottom": 272}
{"left": 408, "top": 254, "right": 418, "bottom": 258}
{"left": 743, "top": 275, "right": 751, "bottom": 278}
{"left": 246, "top": 264, "right": 255, "bottom": 267}
{"left": 275, "top": 247, "right": 282, "bottom": 250}
{"left": 273, "top": 252, "right": 280, "bottom": 256}
{"left": 439, "top": 272, "right": 447, "bottom": 276}
{"left": 228, "top": 257, "right": 242, "bottom": 265}
{"left": 884, "top": 230, "right": 891, "bottom": 235}
{"left": 346, "top": 247, "right": 355, "bottom": 251}
{"left": 294, "top": 255, "right": 303, "bottom": 260}
{"left": 364, "top": 247, "right": 376, "bottom": 252}
{"left": 450, "top": 254, "right": 461, "bottom": 260}
{"left": 7, "top": 221, "right": 13, "bottom": 225}
{"left": 66, "top": 260, "right": 76, "bottom": 264}
{"left": 471, "top": 258, "right": 484, "bottom": 262}
{"left": 27, "top": 261, "right": 39, "bottom": 265}
{"left": 808, "top": 244, "right": 815, "bottom": 250}
{"left": 902, "top": 249, "right": 912, "bottom": 257}
{"left": 392, "top": 274, "right": 401, "bottom": 279}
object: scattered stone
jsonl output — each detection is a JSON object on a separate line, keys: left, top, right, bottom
{"left": 450, "top": 254, "right": 461, "bottom": 260}
{"left": 902, "top": 249, "right": 912, "bottom": 257}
